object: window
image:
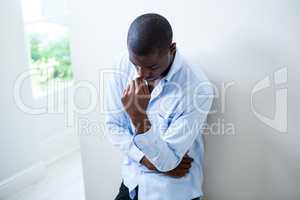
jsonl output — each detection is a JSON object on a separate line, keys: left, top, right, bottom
{"left": 21, "top": 0, "right": 73, "bottom": 97}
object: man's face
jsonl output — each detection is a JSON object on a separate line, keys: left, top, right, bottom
{"left": 128, "top": 43, "right": 176, "bottom": 81}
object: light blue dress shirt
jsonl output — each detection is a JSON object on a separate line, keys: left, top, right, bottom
{"left": 105, "top": 50, "right": 214, "bottom": 200}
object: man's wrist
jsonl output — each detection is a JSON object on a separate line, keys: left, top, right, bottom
{"left": 134, "top": 115, "right": 151, "bottom": 134}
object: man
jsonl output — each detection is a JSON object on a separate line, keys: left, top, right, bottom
{"left": 105, "top": 13, "right": 213, "bottom": 200}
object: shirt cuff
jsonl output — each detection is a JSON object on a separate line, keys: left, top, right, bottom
{"left": 128, "top": 141, "right": 145, "bottom": 163}
{"left": 133, "top": 126, "right": 161, "bottom": 162}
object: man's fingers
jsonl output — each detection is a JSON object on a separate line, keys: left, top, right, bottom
{"left": 178, "top": 162, "right": 191, "bottom": 169}
{"left": 136, "top": 77, "right": 149, "bottom": 95}
{"left": 164, "top": 162, "right": 192, "bottom": 178}
{"left": 184, "top": 152, "right": 189, "bottom": 157}
{"left": 176, "top": 163, "right": 191, "bottom": 171}
{"left": 184, "top": 156, "right": 193, "bottom": 161}
{"left": 166, "top": 168, "right": 189, "bottom": 178}
{"left": 135, "top": 78, "right": 144, "bottom": 94}
{"left": 128, "top": 81, "right": 133, "bottom": 94}
{"left": 182, "top": 157, "right": 193, "bottom": 164}
{"left": 132, "top": 80, "right": 136, "bottom": 94}
{"left": 161, "top": 154, "right": 193, "bottom": 179}
{"left": 143, "top": 79, "right": 150, "bottom": 94}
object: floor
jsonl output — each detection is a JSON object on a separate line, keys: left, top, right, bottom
{"left": 4, "top": 150, "right": 85, "bottom": 200}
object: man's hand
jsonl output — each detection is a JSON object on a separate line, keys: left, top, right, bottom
{"left": 163, "top": 155, "right": 193, "bottom": 178}
{"left": 140, "top": 154, "right": 193, "bottom": 178}
{"left": 121, "top": 77, "right": 151, "bottom": 133}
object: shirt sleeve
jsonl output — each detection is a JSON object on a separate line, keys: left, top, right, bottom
{"left": 133, "top": 84, "right": 214, "bottom": 172}
{"left": 104, "top": 55, "right": 144, "bottom": 163}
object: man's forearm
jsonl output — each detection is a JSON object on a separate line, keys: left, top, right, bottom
{"left": 134, "top": 115, "right": 152, "bottom": 134}
{"left": 140, "top": 156, "right": 193, "bottom": 178}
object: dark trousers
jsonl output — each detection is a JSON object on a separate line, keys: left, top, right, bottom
{"left": 115, "top": 182, "right": 200, "bottom": 200}
{"left": 115, "top": 182, "right": 138, "bottom": 200}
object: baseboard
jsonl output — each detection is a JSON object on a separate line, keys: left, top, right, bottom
{"left": 0, "top": 162, "right": 46, "bottom": 199}
{"left": 0, "top": 128, "right": 80, "bottom": 198}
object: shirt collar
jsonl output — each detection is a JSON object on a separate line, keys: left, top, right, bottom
{"left": 163, "top": 50, "right": 182, "bottom": 82}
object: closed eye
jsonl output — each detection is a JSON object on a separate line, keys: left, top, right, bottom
{"left": 134, "top": 64, "right": 159, "bottom": 70}
{"left": 150, "top": 65, "right": 159, "bottom": 70}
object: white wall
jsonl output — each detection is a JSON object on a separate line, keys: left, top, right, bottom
{"left": 69, "top": 0, "right": 300, "bottom": 199}
{"left": 0, "top": 1, "right": 48, "bottom": 197}
{"left": 0, "top": 0, "right": 80, "bottom": 197}
{"left": 0, "top": 0, "right": 41, "bottom": 183}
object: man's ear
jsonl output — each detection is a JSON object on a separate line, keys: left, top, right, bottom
{"left": 170, "top": 42, "right": 176, "bottom": 53}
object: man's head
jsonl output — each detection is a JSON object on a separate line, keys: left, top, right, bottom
{"left": 127, "top": 13, "right": 176, "bottom": 81}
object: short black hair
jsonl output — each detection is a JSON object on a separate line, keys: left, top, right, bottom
{"left": 127, "top": 13, "right": 173, "bottom": 56}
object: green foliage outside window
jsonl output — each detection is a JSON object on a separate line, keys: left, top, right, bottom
{"left": 29, "top": 33, "right": 73, "bottom": 86}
